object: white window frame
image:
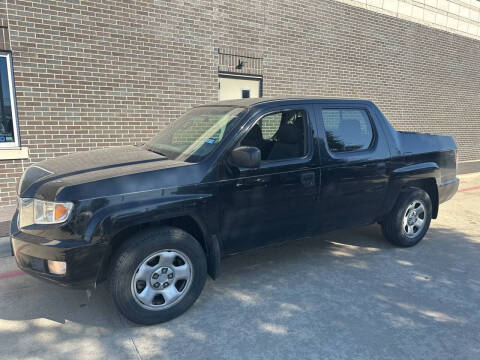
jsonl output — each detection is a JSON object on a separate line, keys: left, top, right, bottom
{"left": 0, "top": 52, "right": 20, "bottom": 148}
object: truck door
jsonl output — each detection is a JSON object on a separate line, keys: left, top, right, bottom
{"left": 219, "top": 105, "right": 321, "bottom": 253}
{"left": 313, "top": 103, "right": 390, "bottom": 231}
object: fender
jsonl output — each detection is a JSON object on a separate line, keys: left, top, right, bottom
{"left": 83, "top": 194, "right": 212, "bottom": 243}
{"left": 82, "top": 192, "right": 221, "bottom": 282}
{"left": 391, "top": 162, "right": 440, "bottom": 180}
{"left": 382, "top": 162, "right": 440, "bottom": 218}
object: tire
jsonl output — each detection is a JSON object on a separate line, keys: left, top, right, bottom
{"left": 108, "top": 226, "right": 207, "bottom": 325}
{"left": 381, "top": 187, "right": 432, "bottom": 247}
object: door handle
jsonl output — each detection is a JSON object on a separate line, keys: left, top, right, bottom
{"left": 300, "top": 172, "right": 315, "bottom": 187}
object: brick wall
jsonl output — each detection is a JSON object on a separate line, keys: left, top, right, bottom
{"left": 0, "top": 0, "right": 479, "bottom": 206}
{"left": 262, "top": 0, "right": 480, "bottom": 161}
{"left": 336, "top": 0, "right": 480, "bottom": 41}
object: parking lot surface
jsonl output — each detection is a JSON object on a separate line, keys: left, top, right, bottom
{"left": 0, "top": 173, "right": 479, "bottom": 360}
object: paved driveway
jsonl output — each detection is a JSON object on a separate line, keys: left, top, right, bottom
{"left": 0, "top": 174, "right": 479, "bottom": 360}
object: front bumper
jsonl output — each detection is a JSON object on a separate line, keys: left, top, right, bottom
{"left": 11, "top": 215, "right": 107, "bottom": 289}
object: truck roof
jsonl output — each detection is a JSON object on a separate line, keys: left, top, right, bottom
{"left": 198, "top": 97, "right": 375, "bottom": 108}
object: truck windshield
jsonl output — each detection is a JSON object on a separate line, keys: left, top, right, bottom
{"left": 146, "top": 106, "right": 246, "bottom": 162}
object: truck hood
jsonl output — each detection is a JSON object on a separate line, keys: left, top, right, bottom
{"left": 18, "top": 146, "right": 194, "bottom": 200}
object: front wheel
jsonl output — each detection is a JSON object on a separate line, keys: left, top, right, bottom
{"left": 381, "top": 188, "right": 432, "bottom": 247}
{"left": 108, "top": 227, "right": 207, "bottom": 325}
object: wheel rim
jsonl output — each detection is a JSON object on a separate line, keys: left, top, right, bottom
{"left": 131, "top": 249, "right": 193, "bottom": 310}
{"left": 402, "top": 200, "right": 426, "bottom": 238}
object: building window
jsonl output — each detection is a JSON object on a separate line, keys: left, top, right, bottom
{"left": 0, "top": 52, "right": 20, "bottom": 148}
{"left": 242, "top": 89, "right": 250, "bottom": 98}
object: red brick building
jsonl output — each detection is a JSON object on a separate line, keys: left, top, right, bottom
{"left": 0, "top": 0, "right": 479, "bottom": 206}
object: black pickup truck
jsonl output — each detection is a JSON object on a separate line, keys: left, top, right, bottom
{"left": 11, "top": 98, "right": 459, "bottom": 324}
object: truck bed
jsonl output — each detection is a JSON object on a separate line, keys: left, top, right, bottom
{"left": 396, "top": 131, "right": 457, "bottom": 155}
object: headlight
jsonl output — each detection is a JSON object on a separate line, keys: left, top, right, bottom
{"left": 32, "top": 199, "right": 73, "bottom": 224}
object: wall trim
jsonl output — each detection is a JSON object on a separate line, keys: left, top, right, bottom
{"left": 0, "top": 147, "right": 29, "bottom": 160}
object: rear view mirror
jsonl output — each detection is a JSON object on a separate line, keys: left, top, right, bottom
{"left": 230, "top": 146, "right": 261, "bottom": 169}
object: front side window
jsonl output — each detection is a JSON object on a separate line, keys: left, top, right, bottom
{"left": 146, "top": 106, "right": 246, "bottom": 162}
{"left": 0, "top": 52, "right": 19, "bottom": 148}
{"left": 321, "top": 109, "right": 374, "bottom": 153}
{"left": 241, "top": 110, "right": 307, "bottom": 161}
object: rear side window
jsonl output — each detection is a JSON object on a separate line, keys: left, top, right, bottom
{"left": 321, "top": 109, "right": 374, "bottom": 153}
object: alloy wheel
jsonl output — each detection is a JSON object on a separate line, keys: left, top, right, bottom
{"left": 402, "top": 200, "right": 426, "bottom": 238}
{"left": 131, "top": 250, "right": 193, "bottom": 310}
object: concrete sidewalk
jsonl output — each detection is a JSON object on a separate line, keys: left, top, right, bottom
{"left": 0, "top": 204, "right": 15, "bottom": 222}
{"left": 0, "top": 204, "right": 14, "bottom": 238}
{"left": 0, "top": 174, "right": 479, "bottom": 359}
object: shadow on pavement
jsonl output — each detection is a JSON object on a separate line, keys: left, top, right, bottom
{"left": 0, "top": 224, "right": 479, "bottom": 359}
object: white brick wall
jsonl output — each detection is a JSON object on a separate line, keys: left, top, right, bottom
{"left": 337, "top": 0, "right": 480, "bottom": 40}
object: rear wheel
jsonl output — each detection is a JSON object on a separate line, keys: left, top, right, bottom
{"left": 109, "top": 227, "right": 207, "bottom": 325}
{"left": 381, "top": 188, "right": 432, "bottom": 247}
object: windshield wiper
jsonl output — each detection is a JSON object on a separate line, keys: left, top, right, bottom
{"left": 147, "top": 147, "right": 168, "bottom": 158}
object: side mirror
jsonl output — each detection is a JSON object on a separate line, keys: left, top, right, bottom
{"left": 230, "top": 146, "right": 261, "bottom": 169}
